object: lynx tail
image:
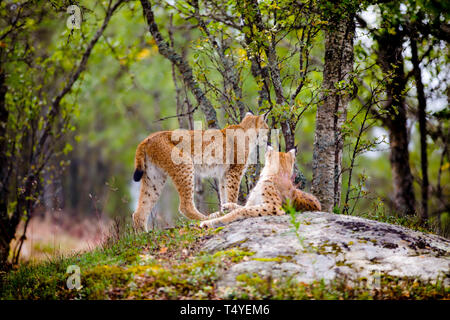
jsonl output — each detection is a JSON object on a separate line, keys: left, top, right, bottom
{"left": 133, "top": 141, "right": 147, "bottom": 182}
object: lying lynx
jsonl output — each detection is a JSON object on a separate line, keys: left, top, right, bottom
{"left": 200, "top": 146, "right": 321, "bottom": 228}
{"left": 132, "top": 113, "right": 268, "bottom": 231}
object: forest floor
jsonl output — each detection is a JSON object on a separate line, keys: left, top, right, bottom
{"left": 1, "top": 211, "right": 449, "bottom": 300}
{"left": 10, "top": 212, "right": 112, "bottom": 262}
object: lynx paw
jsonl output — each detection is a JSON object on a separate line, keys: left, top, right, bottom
{"left": 132, "top": 212, "right": 147, "bottom": 232}
{"left": 199, "top": 221, "right": 212, "bottom": 228}
{"left": 221, "top": 202, "right": 240, "bottom": 212}
{"left": 208, "top": 211, "right": 224, "bottom": 219}
{"left": 199, "top": 219, "right": 225, "bottom": 229}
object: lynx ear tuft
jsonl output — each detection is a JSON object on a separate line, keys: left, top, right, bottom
{"left": 133, "top": 169, "right": 144, "bottom": 182}
{"left": 288, "top": 148, "right": 296, "bottom": 158}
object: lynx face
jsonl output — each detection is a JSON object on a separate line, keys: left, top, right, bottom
{"left": 263, "top": 146, "right": 295, "bottom": 176}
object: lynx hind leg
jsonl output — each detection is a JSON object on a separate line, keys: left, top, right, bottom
{"left": 167, "top": 162, "right": 207, "bottom": 221}
{"left": 133, "top": 161, "right": 167, "bottom": 232}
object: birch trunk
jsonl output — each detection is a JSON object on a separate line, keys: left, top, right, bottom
{"left": 312, "top": 14, "right": 355, "bottom": 213}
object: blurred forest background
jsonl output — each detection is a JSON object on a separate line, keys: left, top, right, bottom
{"left": 0, "top": 0, "right": 448, "bottom": 267}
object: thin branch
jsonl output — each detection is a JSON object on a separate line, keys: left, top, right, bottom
{"left": 140, "top": 0, "right": 218, "bottom": 128}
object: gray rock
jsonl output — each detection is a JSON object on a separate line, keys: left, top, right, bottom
{"left": 202, "top": 212, "right": 450, "bottom": 289}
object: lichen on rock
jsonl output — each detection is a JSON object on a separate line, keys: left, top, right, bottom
{"left": 202, "top": 212, "right": 450, "bottom": 290}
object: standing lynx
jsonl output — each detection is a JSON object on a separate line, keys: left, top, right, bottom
{"left": 200, "top": 146, "right": 321, "bottom": 228}
{"left": 132, "top": 113, "right": 268, "bottom": 231}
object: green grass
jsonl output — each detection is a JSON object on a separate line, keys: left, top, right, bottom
{"left": 350, "top": 207, "right": 436, "bottom": 234}
{"left": 0, "top": 222, "right": 256, "bottom": 299}
{"left": 287, "top": 199, "right": 440, "bottom": 236}
{"left": 0, "top": 222, "right": 207, "bottom": 299}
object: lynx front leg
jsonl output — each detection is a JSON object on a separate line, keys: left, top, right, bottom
{"left": 200, "top": 204, "right": 284, "bottom": 228}
{"left": 207, "top": 210, "right": 225, "bottom": 219}
{"left": 168, "top": 162, "right": 207, "bottom": 221}
{"left": 224, "top": 164, "right": 245, "bottom": 204}
{"left": 218, "top": 179, "right": 228, "bottom": 209}
{"left": 207, "top": 202, "right": 243, "bottom": 219}
{"left": 221, "top": 202, "right": 242, "bottom": 211}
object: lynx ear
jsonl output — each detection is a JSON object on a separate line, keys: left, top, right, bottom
{"left": 245, "top": 111, "right": 253, "bottom": 117}
{"left": 288, "top": 148, "right": 296, "bottom": 158}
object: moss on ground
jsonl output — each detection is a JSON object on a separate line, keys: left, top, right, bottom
{"left": 228, "top": 273, "right": 449, "bottom": 300}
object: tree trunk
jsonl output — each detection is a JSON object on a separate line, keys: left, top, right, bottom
{"left": 0, "top": 58, "right": 8, "bottom": 202}
{"left": 0, "top": 55, "right": 12, "bottom": 270}
{"left": 375, "top": 27, "right": 416, "bottom": 216}
{"left": 311, "top": 11, "right": 355, "bottom": 213}
{"left": 387, "top": 120, "right": 416, "bottom": 216}
{"left": 411, "top": 38, "right": 428, "bottom": 221}
{"left": 0, "top": 241, "right": 10, "bottom": 271}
